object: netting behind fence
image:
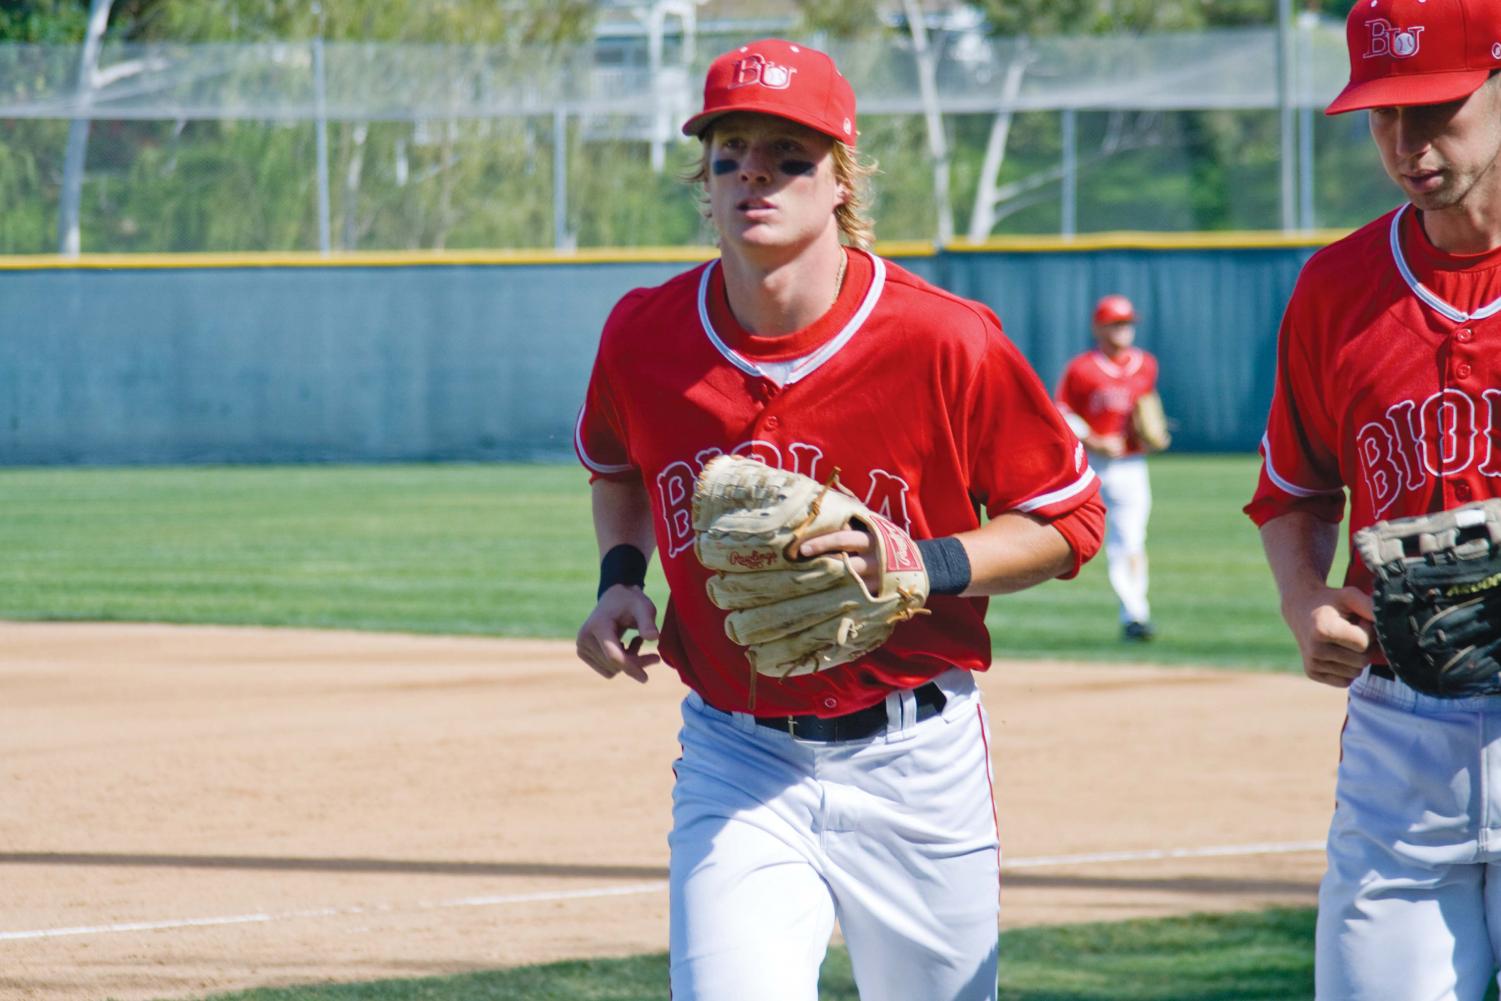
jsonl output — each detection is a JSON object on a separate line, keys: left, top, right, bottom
{"left": 0, "top": 24, "right": 1395, "bottom": 255}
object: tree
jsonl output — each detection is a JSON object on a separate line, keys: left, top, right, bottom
{"left": 790, "top": 0, "right": 1361, "bottom": 239}
{"left": 20, "top": 0, "right": 601, "bottom": 253}
{"left": 134, "top": 0, "right": 594, "bottom": 45}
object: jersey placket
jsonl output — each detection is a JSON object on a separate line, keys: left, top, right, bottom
{"left": 1448, "top": 324, "right": 1481, "bottom": 505}
{"left": 749, "top": 378, "right": 783, "bottom": 437}
{"left": 1389, "top": 204, "right": 1501, "bottom": 508}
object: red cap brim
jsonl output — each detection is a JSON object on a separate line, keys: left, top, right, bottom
{"left": 680, "top": 103, "right": 847, "bottom": 142}
{"left": 1325, "top": 68, "right": 1491, "bottom": 115}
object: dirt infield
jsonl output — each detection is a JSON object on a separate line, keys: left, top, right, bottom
{"left": 0, "top": 623, "right": 1349, "bottom": 1001}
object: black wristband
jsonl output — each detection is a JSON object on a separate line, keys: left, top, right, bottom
{"left": 916, "top": 536, "right": 971, "bottom": 596}
{"left": 597, "top": 544, "right": 648, "bottom": 599}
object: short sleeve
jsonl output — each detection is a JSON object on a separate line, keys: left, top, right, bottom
{"left": 1244, "top": 284, "right": 1346, "bottom": 527}
{"left": 574, "top": 291, "right": 647, "bottom": 482}
{"left": 963, "top": 319, "right": 1097, "bottom": 521}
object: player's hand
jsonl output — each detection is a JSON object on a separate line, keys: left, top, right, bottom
{"left": 798, "top": 529, "right": 881, "bottom": 593}
{"left": 1280, "top": 584, "right": 1375, "bottom": 688}
{"left": 576, "top": 586, "right": 660, "bottom": 683}
{"left": 1087, "top": 433, "right": 1126, "bottom": 459}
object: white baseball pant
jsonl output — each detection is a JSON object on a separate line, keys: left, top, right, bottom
{"left": 668, "top": 668, "right": 1000, "bottom": 1001}
{"left": 1091, "top": 453, "right": 1152, "bottom": 625}
{"left": 1317, "top": 668, "right": 1501, "bottom": 999}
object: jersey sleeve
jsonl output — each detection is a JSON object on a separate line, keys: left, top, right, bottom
{"left": 1142, "top": 351, "right": 1160, "bottom": 395}
{"left": 1244, "top": 283, "right": 1346, "bottom": 527}
{"left": 574, "top": 290, "right": 647, "bottom": 483}
{"left": 1049, "top": 490, "right": 1106, "bottom": 579}
{"left": 963, "top": 317, "right": 1098, "bottom": 523}
{"left": 1053, "top": 356, "right": 1095, "bottom": 439}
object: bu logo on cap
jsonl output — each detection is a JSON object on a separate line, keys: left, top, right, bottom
{"left": 731, "top": 53, "right": 797, "bottom": 90}
{"left": 1363, "top": 18, "right": 1424, "bottom": 59}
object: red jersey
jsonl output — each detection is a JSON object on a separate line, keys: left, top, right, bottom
{"left": 1056, "top": 347, "right": 1161, "bottom": 456}
{"left": 1246, "top": 204, "right": 1501, "bottom": 593}
{"left": 577, "top": 248, "right": 1103, "bottom": 716}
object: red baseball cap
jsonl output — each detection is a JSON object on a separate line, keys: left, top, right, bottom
{"left": 1093, "top": 294, "right": 1136, "bottom": 326}
{"left": 681, "top": 38, "right": 858, "bottom": 144}
{"left": 1326, "top": 0, "right": 1501, "bottom": 115}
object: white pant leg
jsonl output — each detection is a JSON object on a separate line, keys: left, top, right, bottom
{"left": 1315, "top": 671, "right": 1501, "bottom": 1001}
{"left": 826, "top": 682, "right": 1000, "bottom": 1001}
{"left": 668, "top": 672, "right": 999, "bottom": 1001}
{"left": 1093, "top": 455, "right": 1152, "bottom": 624}
{"left": 669, "top": 696, "right": 835, "bottom": 1001}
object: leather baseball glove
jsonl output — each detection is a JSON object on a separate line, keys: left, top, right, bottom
{"left": 1353, "top": 499, "right": 1501, "bottom": 697}
{"left": 1131, "top": 391, "right": 1172, "bottom": 452}
{"left": 692, "top": 455, "right": 929, "bottom": 681}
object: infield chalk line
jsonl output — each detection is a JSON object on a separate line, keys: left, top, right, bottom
{"left": 1002, "top": 839, "right": 1325, "bottom": 870}
{"left": 0, "top": 840, "right": 1325, "bottom": 943}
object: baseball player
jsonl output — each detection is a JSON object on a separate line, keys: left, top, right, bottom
{"left": 1056, "top": 294, "right": 1162, "bottom": 640}
{"left": 573, "top": 38, "right": 1104, "bottom": 1001}
{"left": 1245, "top": 1, "right": 1501, "bottom": 997}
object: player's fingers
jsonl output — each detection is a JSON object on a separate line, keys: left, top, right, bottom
{"left": 1312, "top": 606, "right": 1372, "bottom": 653}
{"left": 1335, "top": 586, "right": 1376, "bottom": 622}
{"left": 798, "top": 529, "right": 871, "bottom": 559}
{"left": 577, "top": 612, "right": 642, "bottom": 681}
{"left": 1308, "top": 636, "right": 1370, "bottom": 671}
{"left": 579, "top": 642, "right": 623, "bottom": 680}
{"left": 577, "top": 629, "right": 624, "bottom": 680}
{"left": 626, "top": 595, "right": 661, "bottom": 641}
{"left": 617, "top": 635, "right": 659, "bottom": 684}
{"left": 1305, "top": 661, "right": 1358, "bottom": 688}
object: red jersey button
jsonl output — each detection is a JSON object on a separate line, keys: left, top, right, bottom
{"left": 1457, "top": 363, "right": 1473, "bottom": 379}
{"left": 1457, "top": 328, "right": 1474, "bottom": 343}
{"left": 764, "top": 415, "right": 781, "bottom": 430}
{"left": 823, "top": 697, "right": 838, "bottom": 710}
{"left": 1456, "top": 482, "right": 1473, "bottom": 499}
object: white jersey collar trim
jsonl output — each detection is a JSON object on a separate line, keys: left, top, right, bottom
{"left": 696, "top": 255, "right": 887, "bottom": 386}
{"left": 1388, "top": 203, "right": 1501, "bottom": 324}
{"left": 1089, "top": 348, "right": 1142, "bottom": 379}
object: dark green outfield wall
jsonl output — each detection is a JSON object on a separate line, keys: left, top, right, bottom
{"left": 0, "top": 246, "right": 1315, "bottom": 465}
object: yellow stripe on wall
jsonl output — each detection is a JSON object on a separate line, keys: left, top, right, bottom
{"left": 0, "top": 246, "right": 721, "bottom": 270}
{"left": 948, "top": 229, "right": 1351, "bottom": 252}
{"left": 0, "top": 229, "right": 1348, "bottom": 270}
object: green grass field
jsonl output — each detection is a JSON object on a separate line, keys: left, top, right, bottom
{"left": 195, "top": 909, "right": 1320, "bottom": 1001}
{"left": 0, "top": 454, "right": 1330, "bottom": 668}
{"left": 0, "top": 455, "right": 1349, "bottom": 1000}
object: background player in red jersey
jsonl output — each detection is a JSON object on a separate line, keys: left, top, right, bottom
{"left": 1056, "top": 294, "right": 1163, "bottom": 640}
{"left": 573, "top": 38, "right": 1104, "bottom": 1001}
{"left": 1245, "top": 1, "right": 1501, "bottom": 996}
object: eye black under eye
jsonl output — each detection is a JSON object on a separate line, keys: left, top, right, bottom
{"left": 779, "top": 160, "right": 816, "bottom": 176}
{"left": 711, "top": 159, "right": 739, "bottom": 175}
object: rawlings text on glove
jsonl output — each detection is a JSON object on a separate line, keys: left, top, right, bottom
{"left": 1354, "top": 499, "right": 1501, "bottom": 697}
{"left": 692, "top": 455, "right": 930, "bottom": 681}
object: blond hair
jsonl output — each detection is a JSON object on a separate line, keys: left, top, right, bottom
{"left": 685, "top": 128, "right": 879, "bottom": 249}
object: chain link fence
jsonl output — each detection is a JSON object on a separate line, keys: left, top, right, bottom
{"left": 0, "top": 23, "right": 1392, "bottom": 255}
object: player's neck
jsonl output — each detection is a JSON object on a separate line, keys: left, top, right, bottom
{"left": 1417, "top": 184, "right": 1501, "bottom": 256}
{"left": 718, "top": 237, "right": 847, "bottom": 337}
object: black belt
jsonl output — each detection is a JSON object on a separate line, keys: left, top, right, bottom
{"left": 753, "top": 682, "right": 947, "bottom": 742}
